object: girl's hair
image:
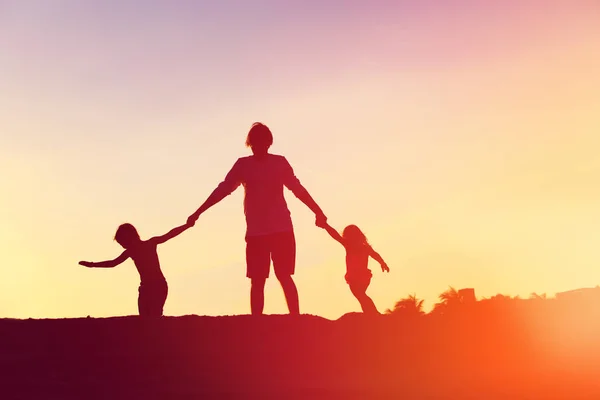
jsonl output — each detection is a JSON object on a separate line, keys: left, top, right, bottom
{"left": 114, "top": 223, "right": 140, "bottom": 245}
{"left": 342, "top": 224, "right": 369, "bottom": 247}
{"left": 245, "top": 122, "right": 273, "bottom": 148}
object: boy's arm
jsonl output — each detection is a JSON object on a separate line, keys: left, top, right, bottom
{"left": 79, "top": 251, "right": 129, "bottom": 268}
{"left": 151, "top": 222, "right": 193, "bottom": 245}
{"left": 369, "top": 247, "right": 390, "bottom": 272}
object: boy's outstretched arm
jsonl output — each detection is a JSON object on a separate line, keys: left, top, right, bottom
{"left": 151, "top": 221, "right": 194, "bottom": 245}
{"left": 369, "top": 247, "right": 390, "bottom": 272}
{"left": 79, "top": 251, "right": 129, "bottom": 268}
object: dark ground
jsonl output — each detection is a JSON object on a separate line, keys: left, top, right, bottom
{"left": 1, "top": 308, "right": 599, "bottom": 399}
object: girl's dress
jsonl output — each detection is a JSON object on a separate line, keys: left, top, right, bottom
{"left": 344, "top": 243, "right": 373, "bottom": 288}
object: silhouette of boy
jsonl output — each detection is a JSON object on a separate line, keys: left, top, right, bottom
{"left": 79, "top": 221, "right": 193, "bottom": 317}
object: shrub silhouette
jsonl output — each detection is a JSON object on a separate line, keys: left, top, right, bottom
{"left": 385, "top": 293, "right": 425, "bottom": 317}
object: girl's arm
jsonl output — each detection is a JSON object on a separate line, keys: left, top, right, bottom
{"left": 79, "top": 251, "right": 129, "bottom": 268}
{"left": 318, "top": 222, "right": 345, "bottom": 246}
{"left": 151, "top": 221, "right": 194, "bottom": 245}
{"left": 369, "top": 247, "right": 390, "bottom": 272}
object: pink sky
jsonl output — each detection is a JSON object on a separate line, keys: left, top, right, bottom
{"left": 1, "top": 1, "right": 600, "bottom": 319}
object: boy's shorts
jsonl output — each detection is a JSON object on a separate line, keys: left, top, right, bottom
{"left": 245, "top": 231, "right": 296, "bottom": 279}
{"left": 138, "top": 280, "right": 168, "bottom": 317}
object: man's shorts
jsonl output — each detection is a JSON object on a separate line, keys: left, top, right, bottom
{"left": 245, "top": 231, "right": 296, "bottom": 279}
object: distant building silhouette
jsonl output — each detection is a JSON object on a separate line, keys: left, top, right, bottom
{"left": 458, "top": 288, "right": 476, "bottom": 304}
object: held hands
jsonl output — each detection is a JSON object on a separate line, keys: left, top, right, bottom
{"left": 315, "top": 212, "right": 328, "bottom": 228}
{"left": 187, "top": 213, "right": 199, "bottom": 226}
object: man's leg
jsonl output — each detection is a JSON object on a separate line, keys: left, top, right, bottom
{"left": 272, "top": 231, "right": 299, "bottom": 315}
{"left": 246, "top": 235, "right": 270, "bottom": 316}
{"left": 251, "top": 278, "right": 266, "bottom": 315}
{"left": 276, "top": 273, "right": 299, "bottom": 315}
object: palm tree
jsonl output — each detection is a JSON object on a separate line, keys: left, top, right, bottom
{"left": 431, "top": 286, "right": 462, "bottom": 315}
{"left": 386, "top": 294, "right": 425, "bottom": 316}
{"left": 439, "top": 286, "right": 462, "bottom": 304}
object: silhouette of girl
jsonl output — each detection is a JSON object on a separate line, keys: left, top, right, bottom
{"left": 318, "top": 222, "right": 389, "bottom": 314}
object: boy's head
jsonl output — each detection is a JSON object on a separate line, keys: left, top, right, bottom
{"left": 115, "top": 223, "right": 141, "bottom": 249}
{"left": 246, "top": 122, "right": 273, "bottom": 155}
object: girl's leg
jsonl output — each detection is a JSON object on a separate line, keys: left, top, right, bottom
{"left": 251, "top": 278, "right": 266, "bottom": 315}
{"left": 349, "top": 280, "right": 379, "bottom": 315}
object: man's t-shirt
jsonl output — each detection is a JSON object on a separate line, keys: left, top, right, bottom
{"left": 211, "top": 154, "right": 306, "bottom": 237}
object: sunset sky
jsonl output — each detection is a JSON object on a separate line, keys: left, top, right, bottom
{"left": 1, "top": 1, "right": 600, "bottom": 319}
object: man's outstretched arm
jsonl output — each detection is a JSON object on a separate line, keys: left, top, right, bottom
{"left": 188, "top": 160, "right": 242, "bottom": 223}
{"left": 281, "top": 158, "right": 327, "bottom": 223}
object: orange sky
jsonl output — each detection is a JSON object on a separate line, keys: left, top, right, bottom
{"left": 1, "top": 2, "right": 600, "bottom": 319}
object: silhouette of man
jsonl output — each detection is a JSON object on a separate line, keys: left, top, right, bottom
{"left": 188, "top": 122, "right": 327, "bottom": 315}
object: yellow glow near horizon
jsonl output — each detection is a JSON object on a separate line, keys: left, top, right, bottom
{"left": 2, "top": 2, "right": 600, "bottom": 319}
